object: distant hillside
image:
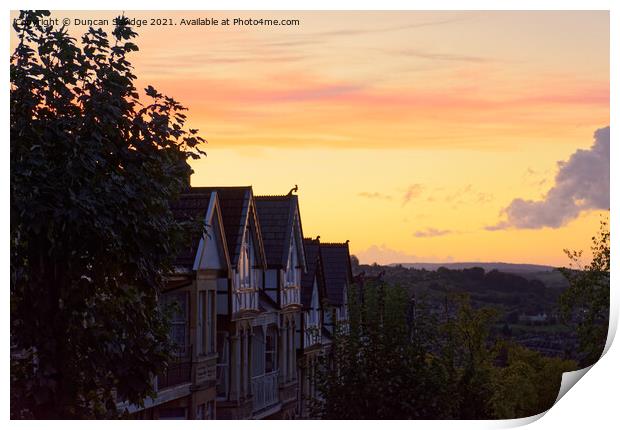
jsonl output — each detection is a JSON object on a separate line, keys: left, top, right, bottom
{"left": 391, "top": 262, "right": 557, "bottom": 274}
{"left": 378, "top": 262, "right": 569, "bottom": 289}
{"left": 356, "top": 261, "right": 570, "bottom": 316}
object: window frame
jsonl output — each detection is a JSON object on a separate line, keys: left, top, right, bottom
{"left": 216, "top": 331, "right": 230, "bottom": 399}
{"left": 207, "top": 290, "right": 216, "bottom": 353}
{"left": 164, "top": 291, "right": 190, "bottom": 357}
{"left": 197, "top": 290, "right": 207, "bottom": 355}
{"left": 265, "top": 330, "right": 277, "bottom": 373}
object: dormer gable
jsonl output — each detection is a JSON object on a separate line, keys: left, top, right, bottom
{"left": 320, "top": 241, "right": 353, "bottom": 307}
{"left": 181, "top": 186, "right": 266, "bottom": 269}
{"left": 170, "top": 190, "right": 230, "bottom": 275}
{"left": 254, "top": 194, "right": 307, "bottom": 272}
{"left": 184, "top": 186, "right": 267, "bottom": 314}
{"left": 194, "top": 193, "right": 231, "bottom": 274}
{"left": 301, "top": 237, "right": 326, "bottom": 311}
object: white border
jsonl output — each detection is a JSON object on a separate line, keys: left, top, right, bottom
{"left": 4, "top": 2, "right": 618, "bottom": 429}
{"left": 3, "top": 1, "right": 618, "bottom": 10}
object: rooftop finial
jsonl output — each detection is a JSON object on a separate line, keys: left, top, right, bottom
{"left": 287, "top": 184, "right": 298, "bottom": 196}
{"left": 345, "top": 239, "right": 350, "bottom": 244}
{"left": 315, "top": 235, "right": 321, "bottom": 241}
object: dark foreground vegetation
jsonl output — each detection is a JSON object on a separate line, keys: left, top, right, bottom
{"left": 312, "top": 220, "right": 609, "bottom": 419}
{"left": 312, "top": 285, "right": 576, "bottom": 419}
{"left": 11, "top": 11, "right": 205, "bottom": 418}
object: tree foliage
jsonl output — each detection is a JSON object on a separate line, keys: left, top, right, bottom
{"left": 440, "top": 296, "right": 499, "bottom": 419}
{"left": 11, "top": 10, "right": 205, "bottom": 418}
{"left": 312, "top": 284, "right": 577, "bottom": 419}
{"left": 313, "top": 284, "right": 455, "bottom": 419}
{"left": 559, "top": 217, "right": 610, "bottom": 367}
{"left": 490, "top": 344, "right": 576, "bottom": 419}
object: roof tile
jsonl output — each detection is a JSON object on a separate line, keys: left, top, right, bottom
{"left": 255, "top": 195, "right": 304, "bottom": 268}
{"left": 170, "top": 193, "right": 213, "bottom": 269}
{"left": 320, "top": 242, "right": 353, "bottom": 306}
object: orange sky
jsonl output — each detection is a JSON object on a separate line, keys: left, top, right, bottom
{"left": 10, "top": 11, "right": 610, "bottom": 266}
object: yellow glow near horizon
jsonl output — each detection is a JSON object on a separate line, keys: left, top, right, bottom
{"left": 10, "top": 11, "right": 610, "bottom": 266}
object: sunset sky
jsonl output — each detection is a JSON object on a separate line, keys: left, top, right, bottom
{"left": 10, "top": 11, "right": 610, "bottom": 266}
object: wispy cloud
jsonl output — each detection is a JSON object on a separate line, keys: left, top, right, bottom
{"left": 313, "top": 16, "right": 472, "bottom": 38}
{"left": 142, "top": 15, "right": 474, "bottom": 74}
{"left": 487, "top": 126, "right": 610, "bottom": 230}
{"left": 267, "top": 84, "right": 363, "bottom": 103}
{"left": 476, "top": 193, "right": 494, "bottom": 204}
{"left": 259, "top": 39, "right": 324, "bottom": 49}
{"left": 153, "top": 73, "right": 608, "bottom": 151}
{"left": 437, "top": 185, "right": 493, "bottom": 207}
{"left": 413, "top": 228, "right": 453, "bottom": 238}
{"left": 522, "top": 167, "right": 551, "bottom": 189}
{"left": 140, "top": 50, "right": 309, "bottom": 73}
{"left": 131, "top": 12, "right": 608, "bottom": 154}
{"left": 355, "top": 244, "right": 453, "bottom": 265}
{"left": 358, "top": 191, "right": 393, "bottom": 200}
{"left": 388, "top": 48, "right": 491, "bottom": 64}
{"left": 402, "top": 184, "right": 424, "bottom": 206}
{"left": 444, "top": 184, "right": 472, "bottom": 203}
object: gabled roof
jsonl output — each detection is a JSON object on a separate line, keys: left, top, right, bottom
{"left": 320, "top": 242, "right": 353, "bottom": 306}
{"left": 182, "top": 187, "right": 266, "bottom": 268}
{"left": 301, "top": 238, "right": 325, "bottom": 308}
{"left": 170, "top": 191, "right": 231, "bottom": 272}
{"left": 170, "top": 192, "right": 213, "bottom": 269}
{"left": 254, "top": 194, "right": 307, "bottom": 270}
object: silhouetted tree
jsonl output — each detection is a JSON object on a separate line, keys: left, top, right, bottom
{"left": 11, "top": 11, "right": 205, "bottom": 418}
{"left": 490, "top": 344, "right": 576, "bottom": 419}
{"left": 312, "top": 285, "right": 576, "bottom": 419}
{"left": 559, "top": 217, "right": 610, "bottom": 367}
{"left": 312, "top": 284, "right": 455, "bottom": 419}
{"left": 440, "top": 296, "right": 498, "bottom": 419}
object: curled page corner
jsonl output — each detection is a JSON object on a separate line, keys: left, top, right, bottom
{"left": 553, "top": 307, "right": 618, "bottom": 406}
{"left": 554, "top": 365, "right": 594, "bottom": 404}
{"left": 502, "top": 320, "right": 617, "bottom": 428}
{"left": 549, "top": 323, "right": 615, "bottom": 408}
{"left": 494, "top": 410, "right": 547, "bottom": 428}
{"left": 492, "top": 365, "right": 598, "bottom": 429}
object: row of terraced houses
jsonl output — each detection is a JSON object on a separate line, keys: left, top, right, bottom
{"left": 118, "top": 186, "right": 352, "bottom": 419}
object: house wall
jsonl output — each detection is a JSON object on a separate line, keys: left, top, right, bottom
{"left": 149, "top": 394, "right": 192, "bottom": 420}
{"left": 303, "top": 279, "right": 321, "bottom": 349}
{"left": 264, "top": 269, "right": 278, "bottom": 302}
{"left": 198, "top": 223, "right": 225, "bottom": 270}
{"left": 231, "top": 228, "right": 261, "bottom": 315}
{"left": 193, "top": 274, "right": 219, "bottom": 400}
{"left": 216, "top": 318, "right": 255, "bottom": 420}
{"left": 216, "top": 277, "right": 229, "bottom": 315}
{"left": 134, "top": 276, "right": 218, "bottom": 420}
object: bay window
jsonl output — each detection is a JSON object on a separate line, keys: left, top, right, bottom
{"left": 163, "top": 291, "right": 189, "bottom": 357}
{"left": 197, "top": 291, "right": 206, "bottom": 355}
